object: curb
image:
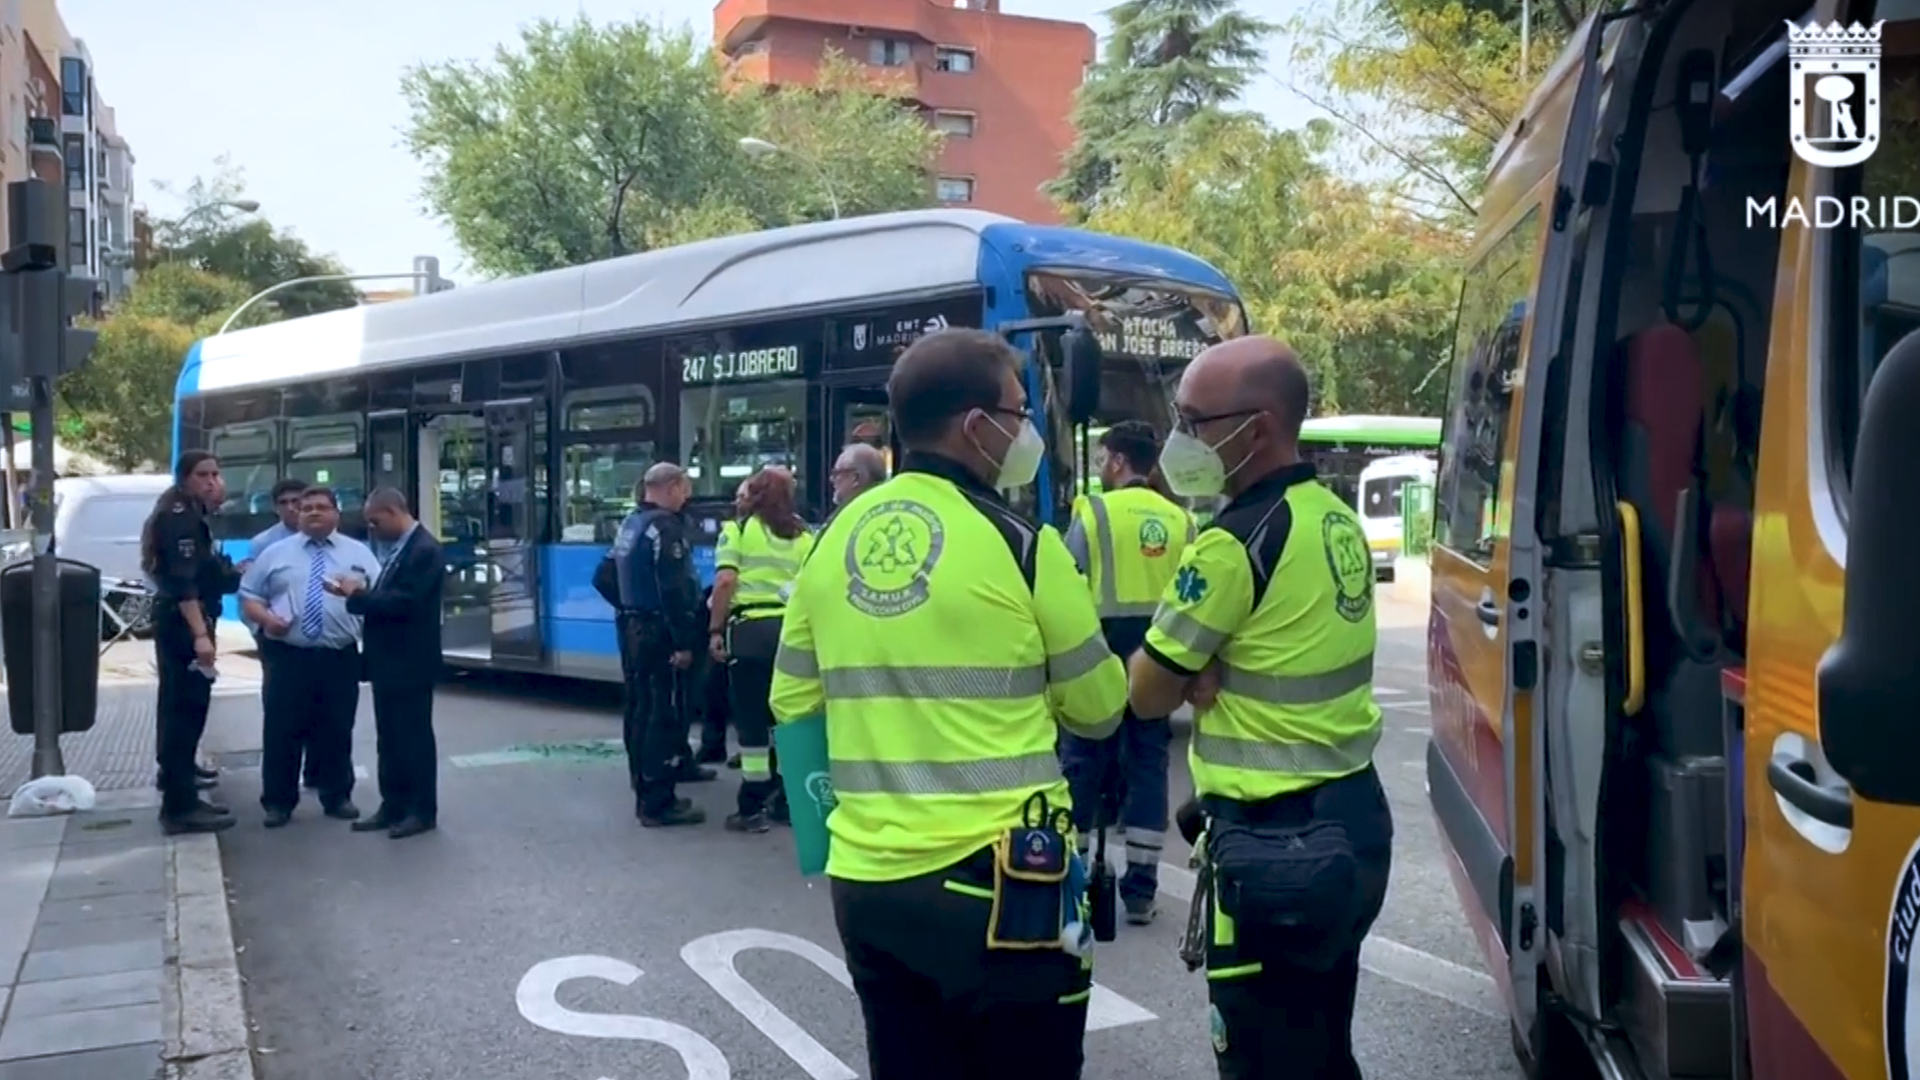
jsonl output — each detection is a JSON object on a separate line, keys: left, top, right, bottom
{"left": 163, "top": 833, "right": 257, "bottom": 1080}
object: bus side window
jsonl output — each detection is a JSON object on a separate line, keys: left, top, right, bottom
{"left": 1434, "top": 208, "right": 1542, "bottom": 564}
{"left": 1829, "top": 32, "right": 1918, "bottom": 487}
{"left": 207, "top": 422, "right": 280, "bottom": 542}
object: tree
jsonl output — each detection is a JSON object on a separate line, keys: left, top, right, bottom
{"left": 149, "top": 160, "right": 362, "bottom": 319}
{"left": 399, "top": 18, "right": 942, "bottom": 277}
{"left": 1285, "top": 0, "right": 1598, "bottom": 222}
{"left": 59, "top": 265, "right": 260, "bottom": 469}
{"left": 1050, "top": 0, "right": 1276, "bottom": 215}
{"left": 1084, "top": 114, "right": 1464, "bottom": 414}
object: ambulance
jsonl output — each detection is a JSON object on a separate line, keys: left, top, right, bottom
{"left": 1423, "top": 1, "right": 1920, "bottom": 1077}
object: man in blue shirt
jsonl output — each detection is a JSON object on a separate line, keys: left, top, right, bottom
{"left": 247, "top": 479, "right": 314, "bottom": 789}
{"left": 240, "top": 486, "right": 379, "bottom": 828}
{"left": 608, "top": 462, "right": 705, "bottom": 828}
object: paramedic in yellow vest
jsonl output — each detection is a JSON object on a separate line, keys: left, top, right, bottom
{"left": 770, "top": 328, "right": 1128, "bottom": 1080}
{"left": 1127, "top": 337, "right": 1390, "bottom": 1080}
{"left": 696, "top": 480, "right": 754, "bottom": 769}
{"left": 1060, "top": 420, "right": 1195, "bottom": 925}
{"left": 708, "top": 466, "right": 813, "bottom": 832}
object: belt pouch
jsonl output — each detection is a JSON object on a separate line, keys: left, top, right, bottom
{"left": 1208, "top": 819, "right": 1360, "bottom": 971}
{"left": 987, "top": 829, "right": 1069, "bottom": 950}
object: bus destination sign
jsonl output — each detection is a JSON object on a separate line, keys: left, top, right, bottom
{"left": 1095, "top": 317, "right": 1206, "bottom": 362}
{"left": 679, "top": 344, "right": 804, "bottom": 386}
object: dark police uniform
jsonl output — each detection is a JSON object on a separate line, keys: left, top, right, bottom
{"left": 1140, "top": 463, "right": 1391, "bottom": 1080}
{"left": 611, "top": 499, "right": 703, "bottom": 819}
{"left": 148, "top": 496, "right": 242, "bottom": 828}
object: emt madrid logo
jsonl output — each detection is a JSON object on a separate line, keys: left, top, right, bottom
{"left": 1788, "top": 19, "right": 1884, "bottom": 170}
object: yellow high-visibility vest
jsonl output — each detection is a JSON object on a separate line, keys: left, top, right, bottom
{"left": 768, "top": 463, "right": 1129, "bottom": 881}
{"left": 1071, "top": 484, "right": 1196, "bottom": 619}
{"left": 715, "top": 515, "right": 813, "bottom": 618}
{"left": 1143, "top": 474, "right": 1382, "bottom": 801}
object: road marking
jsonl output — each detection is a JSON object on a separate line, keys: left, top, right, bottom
{"left": 1381, "top": 700, "right": 1428, "bottom": 711}
{"left": 517, "top": 956, "right": 729, "bottom": 1080}
{"left": 1374, "top": 687, "right": 1407, "bottom": 697}
{"left": 1155, "top": 862, "right": 1502, "bottom": 1018}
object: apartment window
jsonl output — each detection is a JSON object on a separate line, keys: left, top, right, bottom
{"left": 732, "top": 37, "right": 767, "bottom": 56}
{"left": 62, "top": 134, "right": 83, "bottom": 191}
{"left": 869, "top": 38, "right": 912, "bottom": 67}
{"left": 932, "top": 111, "right": 975, "bottom": 137}
{"left": 935, "top": 176, "right": 974, "bottom": 203}
{"left": 58, "top": 58, "right": 85, "bottom": 116}
{"left": 66, "top": 208, "right": 83, "bottom": 245}
{"left": 936, "top": 47, "right": 975, "bottom": 73}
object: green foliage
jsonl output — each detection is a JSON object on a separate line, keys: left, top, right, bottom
{"left": 61, "top": 263, "right": 266, "bottom": 470}
{"left": 399, "top": 19, "right": 942, "bottom": 277}
{"left": 149, "top": 159, "right": 360, "bottom": 319}
{"left": 1082, "top": 114, "right": 1463, "bottom": 416}
{"left": 1285, "top": 0, "right": 1594, "bottom": 222}
{"left": 1050, "top": 0, "right": 1276, "bottom": 215}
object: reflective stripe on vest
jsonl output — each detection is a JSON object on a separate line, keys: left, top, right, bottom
{"left": 728, "top": 517, "right": 811, "bottom": 615}
{"left": 1081, "top": 488, "right": 1195, "bottom": 619}
{"left": 1186, "top": 480, "right": 1383, "bottom": 801}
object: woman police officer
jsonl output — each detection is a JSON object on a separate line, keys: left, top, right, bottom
{"left": 141, "top": 450, "right": 244, "bottom": 835}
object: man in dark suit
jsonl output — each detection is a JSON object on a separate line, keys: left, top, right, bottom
{"left": 328, "top": 487, "right": 444, "bottom": 839}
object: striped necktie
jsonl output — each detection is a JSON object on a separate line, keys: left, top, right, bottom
{"left": 301, "top": 540, "right": 328, "bottom": 640}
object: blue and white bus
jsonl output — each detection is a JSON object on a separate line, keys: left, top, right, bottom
{"left": 172, "top": 209, "right": 1246, "bottom": 681}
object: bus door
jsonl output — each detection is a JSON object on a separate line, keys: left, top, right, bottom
{"left": 420, "top": 410, "right": 491, "bottom": 663}
{"left": 1428, "top": 12, "right": 1605, "bottom": 1042}
{"left": 828, "top": 385, "right": 895, "bottom": 474}
{"left": 367, "top": 411, "right": 410, "bottom": 501}
{"left": 484, "top": 399, "right": 542, "bottom": 667}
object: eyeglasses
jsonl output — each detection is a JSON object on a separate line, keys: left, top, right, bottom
{"left": 1172, "top": 408, "right": 1261, "bottom": 435}
{"left": 989, "top": 405, "right": 1031, "bottom": 423}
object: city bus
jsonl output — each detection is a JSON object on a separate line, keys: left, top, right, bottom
{"left": 1422, "top": 3, "right": 1919, "bottom": 1080}
{"left": 172, "top": 209, "right": 1245, "bottom": 682}
{"left": 1297, "top": 414, "right": 1441, "bottom": 507}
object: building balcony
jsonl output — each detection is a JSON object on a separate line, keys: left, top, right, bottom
{"left": 716, "top": 0, "right": 940, "bottom": 51}
{"left": 726, "top": 49, "right": 925, "bottom": 100}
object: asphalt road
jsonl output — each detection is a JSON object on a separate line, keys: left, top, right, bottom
{"left": 213, "top": 625, "right": 1523, "bottom": 1080}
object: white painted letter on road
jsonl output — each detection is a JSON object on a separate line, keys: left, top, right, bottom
{"left": 516, "top": 955, "right": 732, "bottom": 1080}
{"left": 683, "top": 929, "right": 860, "bottom": 1080}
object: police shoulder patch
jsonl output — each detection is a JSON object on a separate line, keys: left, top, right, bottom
{"left": 843, "top": 498, "right": 943, "bottom": 617}
{"left": 1321, "top": 513, "right": 1373, "bottom": 623}
{"left": 1885, "top": 837, "right": 1920, "bottom": 1080}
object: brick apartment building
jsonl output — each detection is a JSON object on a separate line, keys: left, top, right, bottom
{"left": 0, "top": 0, "right": 134, "bottom": 303}
{"left": 713, "top": 0, "right": 1093, "bottom": 223}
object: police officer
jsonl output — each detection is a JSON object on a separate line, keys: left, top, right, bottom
{"left": 708, "top": 466, "right": 813, "bottom": 832}
{"left": 141, "top": 450, "right": 244, "bottom": 835}
{"left": 1127, "top": 337, "right": 1390, "bottom": 1080}
{"left": 1060, "top": 420, "right": 1195, "bottom": 925}
{"left": 696, "top": 479, "right": 753, "bottom": 768}
{"left": 611, "top": 462, "right": 707, "bottom": 827}
{"left": 770, "top": 328, "right": 1128, "bottom": 1080}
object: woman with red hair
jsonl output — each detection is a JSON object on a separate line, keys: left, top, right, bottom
{"left": 707, "top": 466, "right": 815, "bottom": 832}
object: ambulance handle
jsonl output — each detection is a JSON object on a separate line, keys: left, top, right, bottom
{"left": 1766, "top": 754, "right": 1852, "bottom": 829}
{"left": 1476, "top": 599, "right": 1500, "bottom": 626}
{"left": 1614, "top": 501, "right": 1646, "bottom": 717}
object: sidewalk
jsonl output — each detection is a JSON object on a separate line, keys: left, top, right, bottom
{"left": 0, "top": 789, "right": 254, "bottom": 1080}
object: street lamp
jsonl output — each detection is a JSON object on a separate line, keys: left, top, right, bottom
{"left": 739, "top": 136, "right": 842, "bottom": 220}
{"left": 216, "top": 261, "right": 451, "bottom": 334}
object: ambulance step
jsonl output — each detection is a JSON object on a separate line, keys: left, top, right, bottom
{"left": 1618, "top": 902, "right": 1733, "bottom": 1079}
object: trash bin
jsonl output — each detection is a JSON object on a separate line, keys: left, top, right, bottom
{"left": 3, "top": 558, "right": 101, "bottom": 735}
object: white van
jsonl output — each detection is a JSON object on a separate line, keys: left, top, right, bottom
{"left": 1355, "top": 453, "right": 1434, "bottom": 583}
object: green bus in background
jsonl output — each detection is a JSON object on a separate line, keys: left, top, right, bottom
{"left": 1298, "top": 415, "right": 1441, "bottom": 508}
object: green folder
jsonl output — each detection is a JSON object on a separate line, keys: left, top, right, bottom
{"left": 774, "top": 714, "right": 834, "bottom": 876}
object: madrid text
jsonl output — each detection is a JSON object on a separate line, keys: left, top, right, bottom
{"left": 1746, "top": 195, "right": 1920, "bottom": 230}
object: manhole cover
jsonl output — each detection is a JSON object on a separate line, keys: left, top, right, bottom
{"left": 79, "top": 817, "right": 133, "bottom": 832}
{"left": 450, "top": 740, "right": 625, "bottom": 769}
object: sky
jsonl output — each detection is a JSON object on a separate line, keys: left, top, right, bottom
{"left": 60, "top": 0, "right": 1320, "bottom": 289}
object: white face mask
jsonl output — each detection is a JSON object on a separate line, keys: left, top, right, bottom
{"left": 1159, "top": 416, "right": 1256, "bottom": 497}
{"left": 975, "top": 412, "right": 1045, "bottom": 490}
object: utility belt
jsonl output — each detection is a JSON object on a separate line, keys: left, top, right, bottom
{"left": 980, "top": 791, "right": 1118, "bottom": 955}
{"left": 1178, "top": 768, "right": 1379, "bottom": 974}
{"left": 723, "top": 603, "right": 784, "bottom": 662}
